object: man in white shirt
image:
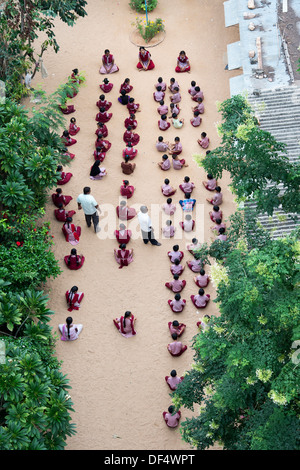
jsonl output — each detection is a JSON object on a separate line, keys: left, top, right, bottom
{"left": 77, "top": 187, "right": 101, "bottom": 233}
{"left": 137, "top": 206, "right": 161, "bottom": 246}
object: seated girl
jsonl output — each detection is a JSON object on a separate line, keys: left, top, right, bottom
{"left": 118, "top": 89, "right": 130, "bottom": 105}
{"left": 120, "top": 180, "right": 135, "bottom": 199}
{"left": 170, "top": 113, "right": 184, "bottom": 129}
{"left": 61, "top": 130, "right": 77, "bottom": 147}
{"left": 162, "top": 197, "right": 176, "bottom": 216}
{"left": 156, "top": 136, "right": 170, "bottom": 152}
{"left": 59, "top": 316, "right": 83, "bottom": 341}
{"left": 95, "top": 121, "right": 108, "bottom": 138}
{"left": 188, "top": 80, "right": 197, "bottom": 96}
{"left": 153, "top": 85, "right": 165, "bottom": 102}
{"left": 161, "top": 178, "right": 176, "bottom": 196}
{"left": 94, "top": 146, "right": 106, "bottom": 162}
{"left": 65, "top": 286, "right": 84, "bottom": 312}
{"left": 168, "top": 245, "right": 184, "bottom": 263}
{"left": 100, "top": 78, "right": 113, "bottom": 93}
{"left": 169, "top": 136, "right": 182, "bottom": 156}
{"left": 187, "top": 257, "right": 203, "bottom": 273}
{"left": 113, "top": 311, "right": 136, "bottom": 337}
{"left": 56, "top": 165, "right": 73, "bottom": 185}
{"left": 165, "top": 274, "right": 186, "bottom": 293}
{"left": 191, "top": 288, "right": 210, "bottom": 308}
{"left": 192, "top": 86, "right": 204, "bottom": 102}
{"left": 155, "top": 77, "right": 166, "bottom": 91}
{"left": 123, "top": 126, "right": 140, "bottom": 146}
{"left": 114, "top": 244, "right": 134, "bottom": 269}
{"left": 165, "top": 370, "right": 184, "bottom": 391}
{"left": 175, "top": 51, "right": 190, "bottom": 73}
{"left": 119, "top": 78, "right": 133, "bottom": 94}
{"left": 190, "top": 110, "right": 202, "bottom": 127}
{"left": 116, "top": 199, "right": 137, "bottom": 221}
{"left": 90, "top": 160, "right": 107, "bottom": 180}
{"left": 64, "top": 248, "right": 85, "bottom": 270}
{"left": 122, "top": 142, "right": 138, "bottom": 160}
{"left": 168, "top": 320, "right": 186, "bottom": 337}
{"left": 170, "top": 102, "right": 180, "bottom": 116}
{"left": 202, "top": 173, "right": 217, "bottom": 191}
{"left": 170, "top": 258, "right": 185, "bottom": 276}
{"left": 193, "top": 97, "right": 204, "bottom": 114}
{"left": 124, "top": 113, "right": 137, "bottom": 130}
{"left": 114, "top": 223, "right": 132, "bottom": 245}
{"left": 95, "top": 107, "right": 112, "bottom": 123}
{"left": 187, "top": 237, "right": 201, "bottom": 254}
{"left": 211, "top": 218, "right": 226, "bottom": 235}
{"left": 217, "top": 227, "right": 227, "bottom": 241}
{"left": 169, "top": 79, "right": 180, "bottom": 94}
{"left": 209, "top": 205, "right": 223, "bottom": 222}
{"left": 179, "top": 214, "right": 195, "bottom": 232}
{"left": 172, "top": 154, "right": 187, "bottom": 170}
{"left": 158, "top": 114, "right": 170, "bottom": 131}
{"left": 95, "top": 134, "right": 111, "bottom": 152}
{"left": 179, "top": 176, "right": 195, "bottom": 194}
{"left": 69, "top": 117, "right": 80, "bottom": 135}
{"left": 96, "top": 94, "right": 112, "bottom": 111}
{"left": 157, "top": 154, "right": 171, "bottom": 171}
{"left": 62, "top": 217, "right": 81, "bottom": 245}
{"left": 162, "top": 219, "right": 176, "bottom": 238}
{"left": 59, "top": 103, "right": 75, "bottom": 114}
{"left": 168, "top": 294, "right": 186, "bottom": 313}
{"left": 167, "top": 333, "right": 187, "bottom": 357}
{"left": 52, "top": 188, "right": 72, "bottom": 207}
{"left": 207, "top": 186, "right": 223, "bottom": 205}
{"left": 163, "top": 406, "right": 181, "bottom": 428}
{"left": 127, "top": 97, "right": 140, "bottom": 114}
{"left": 194, "top": 268, "right": 210, "bottom": 288}
{"left": 170, "top": 87, "right": 181, "bottom": 104}
{"left": 157, "top": 100, "right": 169, "bottom": 116}
{"left": 54, "top": 203, "right": 76, "bottom": 222}
{"left": 198, "top": 132, "right": 210, "bottom": 149}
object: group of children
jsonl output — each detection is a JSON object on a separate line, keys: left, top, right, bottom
{"left": 53, "top": 55, "right": 227, "bottom": 430}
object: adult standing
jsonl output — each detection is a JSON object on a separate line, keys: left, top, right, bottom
{"left": 137, "top": 206, "right": 161, "bottom": 246}
{"left": 76, "top": 186, "right": 101, "bottom": 233}
{"left": 137, "top": 47, "right": 155, "bottom": 71}
{"left": 99, "top": 49, "right": 119, "bottom": 74}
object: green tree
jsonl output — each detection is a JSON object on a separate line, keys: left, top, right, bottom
{"left": 0, "top": 0, "right": 87, "bottom": 100}
{"left": 199, "top": 95, "right": 300, "bottom": 218}
{"left": 173, "top": 228, "right": 300, "bottom": 450}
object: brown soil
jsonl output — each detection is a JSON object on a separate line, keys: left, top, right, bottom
{"left": 30, "top": 0, "right": 240, "bottom": 450}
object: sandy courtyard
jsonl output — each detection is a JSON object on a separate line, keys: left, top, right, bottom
{"left": 33, "top": 0, "right": 240, "bottom": 450}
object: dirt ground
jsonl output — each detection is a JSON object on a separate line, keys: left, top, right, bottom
{"left": 31, "top": 0, "right": 240, "bottom": 450}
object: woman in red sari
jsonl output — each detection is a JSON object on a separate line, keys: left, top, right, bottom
{"left": 99, "top": 49, "right": 119, "bottom": 74}
{"left": 175, "top": 51, "right": 190, "bottom": 73}
{"left": 52, "top": 188, "right": 72, "bottom": 208}
{"left": 62, "top": 217, "right": 81, "bottom": 245}
{"left": 113, "top": 311, "right": 136, "bottom": 337}
{"left": 137, "top": 47, "right": 155, "bottom": 71}
{"left": 65, "top": 286, "right": 84, "bottom": 312}
{"left": 64, "top": 248, "right": 85, "bottom": 270}
{"left": 114, "top": 244, "right": 134, "bottom": 269}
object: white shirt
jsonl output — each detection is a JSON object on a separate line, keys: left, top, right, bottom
{"left": 77, "top": 194, "right": 98, "bottom": 215}
{"left": 138, "top": 211, "right": 152, "bottom": 232}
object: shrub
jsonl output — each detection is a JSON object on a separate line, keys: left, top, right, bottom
{"left": 129, "top": 0, "right": 158, "bottom": 13}
{"left": 135, "top": 17, "right": 164, "bottom": 43}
